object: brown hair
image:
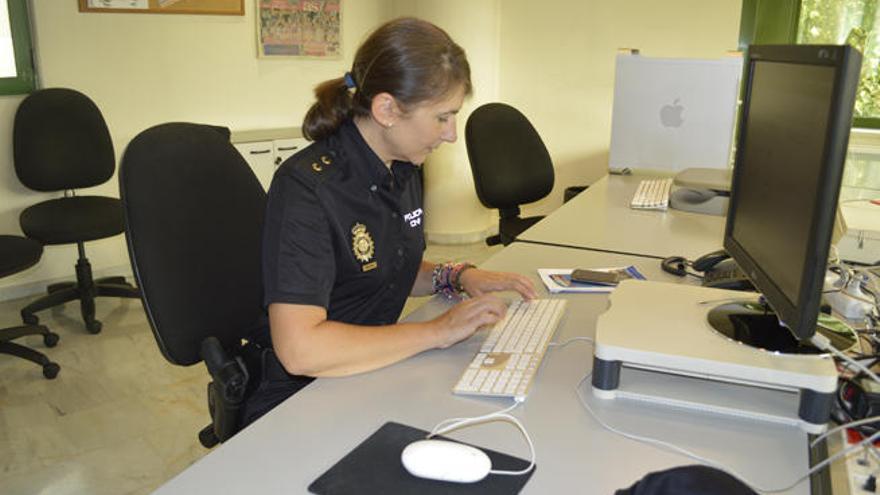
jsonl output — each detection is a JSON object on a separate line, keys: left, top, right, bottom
{"left": 302, "top": 17, "right": 472, "bottom": 141}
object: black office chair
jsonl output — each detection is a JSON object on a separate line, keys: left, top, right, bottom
{"left": 14, "top": 88, "right": 139, "bottom": 334}
{"left": 120, "top": 122, "right": 265, "bottom": 448}
{"left": 465, "top": 102, "right": 555, "bottom": 246}
{"left": 0, "top": 235, "right": 60, "bottom": 378}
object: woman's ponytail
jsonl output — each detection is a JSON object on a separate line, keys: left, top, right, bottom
{"left": 302, "top": 77, "right": 353, "bottom": 141}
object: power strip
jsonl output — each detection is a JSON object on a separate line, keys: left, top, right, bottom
{"left": 842, "top": 429, "right": 880, "bottom": 493}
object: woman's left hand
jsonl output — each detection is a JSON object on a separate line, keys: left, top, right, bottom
{"left": 458, "top": 268, "right": 539, "bottom": 300}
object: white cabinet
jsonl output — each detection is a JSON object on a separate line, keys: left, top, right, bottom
{"left": 274, "top": 138, "right": 309, "bottom": 167}
{"left": 233, "top": 134, "right": 310, "bottom": 191}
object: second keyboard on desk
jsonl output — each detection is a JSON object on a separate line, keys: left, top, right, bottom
{"left": 630, "top": 178, "right": 673, "bottom": 210}
{"left": 453, "top": 299, "right": 567, "bottom": 401}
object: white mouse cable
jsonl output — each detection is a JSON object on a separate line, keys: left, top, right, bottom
{"left": 548, "top": 336, "right": 594, "bottom": 348}
{"left": 427, "top": 400, "right": 536, "bottom": 476}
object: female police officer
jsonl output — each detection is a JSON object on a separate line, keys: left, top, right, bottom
{"left": 246, "top": 17, "right": 537, "bottom": 422}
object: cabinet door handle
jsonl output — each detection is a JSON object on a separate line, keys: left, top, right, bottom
{"left": 249, "top": 149, "right": 272, "bottom": 155}
{"left": 277, "top": 146, "right": 299, "bottom": 151}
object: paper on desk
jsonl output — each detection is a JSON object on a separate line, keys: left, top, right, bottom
{"left": 538, "top": 266, "right": 646, "bottom": 293}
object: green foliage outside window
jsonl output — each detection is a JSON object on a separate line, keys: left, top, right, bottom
{"left": 798, "top": 0, "right": 880, "bottom": 125}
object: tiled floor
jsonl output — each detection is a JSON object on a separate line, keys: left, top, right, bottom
{"left": 0, "top": 241, "right": 499, "bottom": 495}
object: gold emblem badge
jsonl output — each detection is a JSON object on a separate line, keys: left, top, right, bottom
{"left": 351, "top": 223, "right": 375, "bottom": 264}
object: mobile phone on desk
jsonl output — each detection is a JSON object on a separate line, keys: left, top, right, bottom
{"left": 570, "top": 269, "right": 623, "bottom": 286}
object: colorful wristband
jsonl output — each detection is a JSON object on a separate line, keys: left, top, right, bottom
{"left": 431, "top": 262, "right": 475, "bottom": 297}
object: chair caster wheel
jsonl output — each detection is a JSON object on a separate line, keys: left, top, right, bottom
{"left": 43, "top": 362, "right": 60, "bottom": 379}
{"left": 199, "top": 425, "right": 219, "bottom": 448}
{"left": 44, "top": 332, "right": 60, "bottom": 347}
{"left": 22, "top": 313, "right": 38, "bottom": 325}
{"left": 85, "top": 320, "right": 102, "bottom": 334}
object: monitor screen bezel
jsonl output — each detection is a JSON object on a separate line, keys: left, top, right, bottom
{"left": 723, "top": 44, "right": 861, "bottom": 341}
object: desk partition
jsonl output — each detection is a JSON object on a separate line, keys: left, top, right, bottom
{"left": 154, "top": 244, "right": 813, "bottom": 494}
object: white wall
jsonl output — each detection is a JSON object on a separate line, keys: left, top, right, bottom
{"left": 0, "top": 0, "right": 390, "bottom": 296}
{"left": 498, "top": 0, "right": 742, "bottom": 216}
{"left": 391, "top": 0, "right": 501, "bottom": 243}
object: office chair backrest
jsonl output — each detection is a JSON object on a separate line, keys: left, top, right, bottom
{"left": 14, "top": 88, "right": 115, "bottom": 191}
{"left": 465, "top": 102, "right": 554, "bottom": 209}
{"left": 120, "top": 123, "right": 266, "bottom": 366}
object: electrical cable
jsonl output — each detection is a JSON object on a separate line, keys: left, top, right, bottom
{"left": 810, "top": 414, "right": 880, "bottom": 448}
{"left": 811, "top": 333, "right": 880, "bottom": 385}
{"left": 575, "top": 371, "right": 880, "bottom": 494}
{"left": 548, "top": 336, "right": 594, "bottom": 348}
{"left": 427, "top": 400, "right": 536, "bottom": 476}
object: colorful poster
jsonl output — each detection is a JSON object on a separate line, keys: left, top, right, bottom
{"left": 258, "top": 0, "right": 341, "bottom": 58}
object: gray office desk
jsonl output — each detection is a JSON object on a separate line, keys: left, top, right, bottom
{"left": 518, "top": 174, "right": 725, "bottom": 260}
{"left": 155, "top": 243, "right": 814, "bottom": 494}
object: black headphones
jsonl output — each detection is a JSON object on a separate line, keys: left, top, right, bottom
{"left": 661, "top": 256, "right": 689, "bottom": 277}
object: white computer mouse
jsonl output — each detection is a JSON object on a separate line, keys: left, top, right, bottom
{"left": 400, "top": 439, "right": 492, "bottom": 483}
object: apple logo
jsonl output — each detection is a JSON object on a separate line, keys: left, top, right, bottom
{"left": 660, "top": 98, "right": 684, "bottom": 127}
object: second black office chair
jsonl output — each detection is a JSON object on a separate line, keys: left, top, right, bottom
{"left": 14, "top": 88, "right": 139, "bottom": 333}
{"left": 120, "top": 122, "right": 265, "bottom": 448}
{"left": 465, "top": 102, "right": 555, "bottom": 246}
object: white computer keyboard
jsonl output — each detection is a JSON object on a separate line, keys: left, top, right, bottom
{"left": 453, "top": 299, "right": 567, "bottom": 401}
{"left": 630, "top": 178, "right": 673, "bottom": 210}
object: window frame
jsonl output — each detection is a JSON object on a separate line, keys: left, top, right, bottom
{"left": 739, "top": 0, "right": 880, "bottom": 129}
{"left": 0, "top": 0, "right": 35, "bottom": 95}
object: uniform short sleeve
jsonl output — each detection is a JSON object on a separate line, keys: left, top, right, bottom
{"left": 262, "top": 171, "right": 335, "bottom": 309}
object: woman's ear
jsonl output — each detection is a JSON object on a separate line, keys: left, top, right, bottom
{"left": 371, "top": 92, "right": 399, "bottom": 128}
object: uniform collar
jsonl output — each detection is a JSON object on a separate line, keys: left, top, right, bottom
{"left": 338, "top": 120, "right": 417, "bottom": 191}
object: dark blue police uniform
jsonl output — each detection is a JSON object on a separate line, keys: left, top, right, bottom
{"left": 242, "top": 120, "right": 426, "bottom": 425}
{"left": 262, "top": 119, "right": 426, "bottom": 322}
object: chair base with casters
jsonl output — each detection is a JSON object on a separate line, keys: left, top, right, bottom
{"left": 1, "top": 324, "right": 60, "bottom": 379}
{"left": 20, "top": 240, "right": 140, "bottom": 334}
{"left": 0, "top": 235, "right": 61, "bottom": 379}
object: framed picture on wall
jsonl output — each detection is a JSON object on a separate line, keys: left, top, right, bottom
{"left": 257, "top": 0, "right": 341, "bottom": 58}
{"left": 78, "top": 0, "right": 244, "bottom": 15}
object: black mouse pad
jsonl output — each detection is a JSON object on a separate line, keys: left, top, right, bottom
{"left": 308, "top": 421, "right": 535, "bottom": 495}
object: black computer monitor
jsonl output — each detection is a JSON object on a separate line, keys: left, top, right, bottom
{"left": 710, "top": 45, "right": 862, "bottom": 350}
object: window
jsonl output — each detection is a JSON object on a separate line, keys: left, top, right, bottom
{"left": 0, "top": 0, "right": 35, "bottom": 94}
{"left": 739, "top": 0, "right": 880, "bottom": 128}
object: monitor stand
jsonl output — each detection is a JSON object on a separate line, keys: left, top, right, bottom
{"left": 591, "top": 280, "right": 841, "bottom": 433}
{"left": 669, "top": 167, "right": 731, "bottom": 216}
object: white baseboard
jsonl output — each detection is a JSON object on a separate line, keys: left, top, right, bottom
{"left": 0, "top": 264, "right": 135, "bottom": 303}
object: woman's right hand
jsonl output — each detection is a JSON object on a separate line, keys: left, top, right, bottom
{"left": 432, "top": 294, "right": 508, "bottom": 349}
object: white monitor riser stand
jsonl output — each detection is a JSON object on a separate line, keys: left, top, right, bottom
{"left": 592, "top": 280, "right": 838, "bottom": 434}
{"left": 669, "top": 167, "right": 732, "bottom": 217}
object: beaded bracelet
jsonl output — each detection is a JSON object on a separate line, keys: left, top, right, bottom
{"left": 432, "top": 262, "right": 476, "bottom": 297}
